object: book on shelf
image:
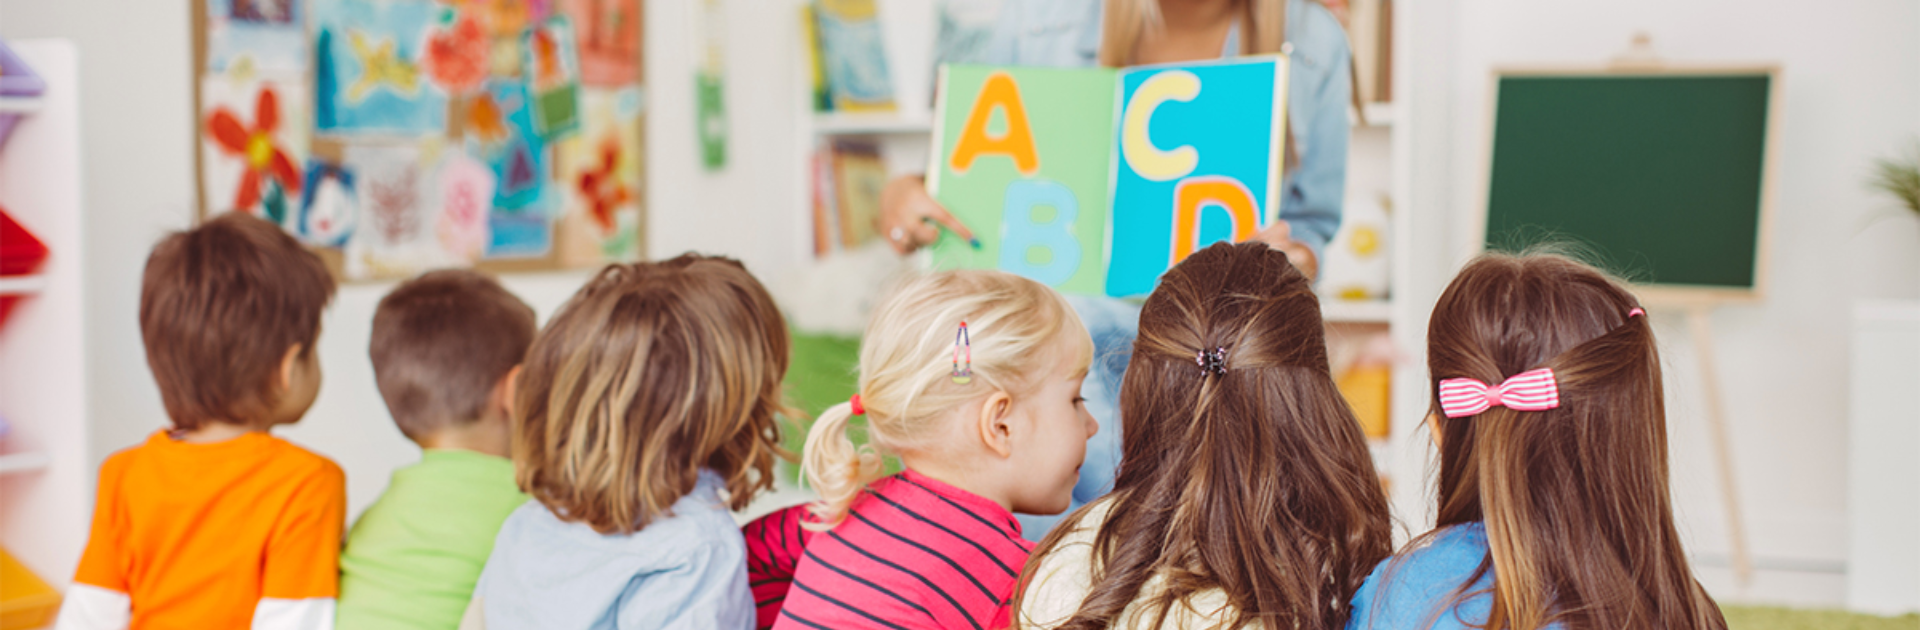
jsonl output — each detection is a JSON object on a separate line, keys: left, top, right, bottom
{"left": 810, "top": 140, "right": 888, "bottom": 257}
{"left": 926, "top": 58, "right": 1289, "bottom": 298}
{"left": 812, "top": 0, "right": 897, "bottom": 113}
{"left": 798, "top": 3, "right": 833, "bottom": 113}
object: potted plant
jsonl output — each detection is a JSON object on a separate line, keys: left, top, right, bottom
{"left": 1871, "top": 139, "right": 1920, "bottom": 218}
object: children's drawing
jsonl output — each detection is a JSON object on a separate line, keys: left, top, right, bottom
{"left": 298, "top": 162, "right": 359, "bottom": 248}
{"left": 470, "top": 80, "right": 553, "bottom": 213}
{"left": 205, "top": 0, "right": 307, "bottom": 73}
{"left": 201, "top": 73, "right": 309, "bottom": 221}
{"left": 438, "top": 152, "right": 496, "bottom": 263}
{"left": 424, "top": 9, "right": 490, "bottom": 94}
{"left": 524, "top": 18, "right": 584, "bottom": 138}
{"left": 341, "top": 143, "right": 451, "bottom": 278}
{"left": 554, "top": 87, "right": 641, "bottom": 263}
{"left": 561, "top": 0, "right": 642, "bottom": 86}
{"left": 314, "top": 0, "right": 448, "bottom": 134}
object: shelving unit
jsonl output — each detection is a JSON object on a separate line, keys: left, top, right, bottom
{"left": 0, "top": 39, "right": 91, "bottom": 600}
{"left": 0, "top": 452, "right": 52, "bottom": 475}
{"left": 0, "top": 97, "right": 45, "bottom": 113}
{"left": 0, "top": 274, "right": 50, "bottom": 295}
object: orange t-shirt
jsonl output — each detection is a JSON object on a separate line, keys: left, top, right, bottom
{"left": 72, "top": 430, "right": 346, "bottom": 629}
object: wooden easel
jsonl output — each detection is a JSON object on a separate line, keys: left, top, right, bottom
{"left": 1609, "top": 33, "right": 1771, "bottom": 590}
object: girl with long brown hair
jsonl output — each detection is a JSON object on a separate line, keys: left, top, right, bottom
{"left": 1014, "top": 241, "right": 1392, "bottom": 629}
{"left": 1348, "top": 252, "right": 1727, "bottom": 630}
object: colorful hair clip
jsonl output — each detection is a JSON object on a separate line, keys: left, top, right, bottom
{"left": 952, "top": 321, "right": 973, "bottom": 384}
{"left": 1197, "top": 347, "right": 1228, "bottom": 377}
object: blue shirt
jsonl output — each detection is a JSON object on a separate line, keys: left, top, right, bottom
{"left": 977, "top": 0, "right": 1352, "bottom": 256}
{"left": 1346, "top": 523, "right": 1566, "bottom": 630}
{"left": 474, "top": 469, "right": 753, "bottom": 630}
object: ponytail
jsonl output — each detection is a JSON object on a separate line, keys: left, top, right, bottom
{"left": 800, "top": 401, "right": 884, "bottom": 529}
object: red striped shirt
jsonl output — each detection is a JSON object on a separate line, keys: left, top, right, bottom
{"left": 759, "top": 471, "right": 1033, "bottom": 630}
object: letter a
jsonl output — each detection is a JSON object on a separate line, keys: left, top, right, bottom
{"left": 948, "top": 72, "right": 1040, "bottom": 176}
{"left": 1170, "top": 176, "right": 1258, "bottom": 265}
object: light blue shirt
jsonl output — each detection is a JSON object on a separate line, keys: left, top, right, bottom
{"left": 1347, "top": 523, "right": 1566, "bottom": 630}
{"left": 978, "top": 0, "right": 1352, "bottom": 255}
{"left": 474, "top": 469, "right": 753, "bottom": 630}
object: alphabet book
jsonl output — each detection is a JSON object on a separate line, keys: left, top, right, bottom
{"left": 926, "top": 57, "right": 1288, "bottom": 298}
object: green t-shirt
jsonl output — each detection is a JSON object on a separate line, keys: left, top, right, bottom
{"left": 337, "top": 449, "right": 529, "bottom": 630}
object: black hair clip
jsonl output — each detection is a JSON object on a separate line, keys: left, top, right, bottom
{"left": 1197, "top": 347, "right": 1228, "bottom": 376}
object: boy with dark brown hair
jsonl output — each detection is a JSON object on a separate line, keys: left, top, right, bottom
{"left": 58, "top": 212, "right": 343, "bottom": 630}
{"left": 336, "top": 269, "right": 536, "bottom": 630}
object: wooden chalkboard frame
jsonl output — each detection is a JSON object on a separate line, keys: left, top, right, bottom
{"left": 1471, "top": 63, "right": 1783, "bottom": 307}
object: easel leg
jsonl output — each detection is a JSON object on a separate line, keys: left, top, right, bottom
{"left": 1689, "top": 306, "right": 1753, "bottom": 588}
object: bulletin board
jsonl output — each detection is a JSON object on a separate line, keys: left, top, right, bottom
{"left": 1479, "top": 66, "right": 1780, "bottom": 304}
{"left": 192, "top": 0, "right": 647, "bottom": 280}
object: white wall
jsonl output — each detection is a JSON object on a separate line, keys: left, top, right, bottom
{"left": 0, "top": 0, "right": 802, "bottom": 529}
{"left": 1424, "top": 0, "right": 1920, "bottom": 606}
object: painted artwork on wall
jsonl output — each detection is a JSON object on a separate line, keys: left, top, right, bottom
{"left": 194, "top": 0, "right": 646, "bottom": 280}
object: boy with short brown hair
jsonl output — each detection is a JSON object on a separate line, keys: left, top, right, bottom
{"left": 58, "top": 212, "right": 342, "bottom": 630}
{"left": 336, "top": 269, "right": 536, "bottom": 630}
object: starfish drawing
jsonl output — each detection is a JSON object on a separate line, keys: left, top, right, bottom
{"left": 346, "top": 31, "right": 420, "bottom": 103}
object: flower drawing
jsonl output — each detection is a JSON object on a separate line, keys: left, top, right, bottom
{"left": 575, "top": 135, "right": 630, "bottom": 233}
{"left": 206, "top": 85, "right": 302, "bottom": 212}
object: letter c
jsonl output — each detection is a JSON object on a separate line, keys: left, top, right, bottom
{"left": 1121, "top": 70, "right": 1201, "bottom": 182}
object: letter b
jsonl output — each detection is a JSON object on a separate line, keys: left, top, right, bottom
{"left": 999, "top": 180, "right": 1080, "bottom": 286}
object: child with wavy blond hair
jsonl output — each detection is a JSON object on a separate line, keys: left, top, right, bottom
{"left": 464, "top": 254, "right": 791, "bottom": 630}
{"left": 741, "top": 270, "right": 1096, "bottom": 630}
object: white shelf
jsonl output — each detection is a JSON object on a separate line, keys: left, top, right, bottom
{"left": 1321, "top": 298, "right": 1394, "bottom": 324}
{"left": 1351, "top": 102, "right": 1396, "bottom": 127}
{"left": 813, "top": 111, "right": 934, "bottom": 135}
{"left": 0, "top": 452, "right": 51, "bottom": 475}
{"left": 0, "top": 274, "right": 49, "bottom": 295}
{"left": 0, "top": 97, "right": 44, "bottom": 113}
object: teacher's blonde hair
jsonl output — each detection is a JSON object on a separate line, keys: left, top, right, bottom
{"left": 1099, "top": 0, "right": 1288, "bottom": 67}
{"left": 802, "top": 270, "right": 1091, "bottom": 528}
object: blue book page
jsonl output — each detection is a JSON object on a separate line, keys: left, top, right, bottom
{"left": 1104, "top": 57, "right": 1288, "bottom": 298}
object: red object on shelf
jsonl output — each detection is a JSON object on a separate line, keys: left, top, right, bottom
{"left": 0, "top": 206, "right": 50, "bottom": 327}
{"left": 0, "top": 207, "right": 49, "bottom": 276}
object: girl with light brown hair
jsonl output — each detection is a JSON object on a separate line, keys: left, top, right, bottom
{"left": 1347, "top": 252, "right": 1727, "bottom": 630}
{"left": 1014, "top": 241, "right": 1393, "bottom": 629}
{"left": 463, "top": 254, "right": 791, "bottom": 630}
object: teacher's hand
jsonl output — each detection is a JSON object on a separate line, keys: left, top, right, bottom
{"left": 880, "top": 175, "right": 976, "bottom": 255}
{"left": 1248, "top": 220, "right": 1320, "bottom": 281}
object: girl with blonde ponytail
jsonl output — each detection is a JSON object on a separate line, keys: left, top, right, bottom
{"left": 743, "top": 270, "right": 1096, "bottom": 630}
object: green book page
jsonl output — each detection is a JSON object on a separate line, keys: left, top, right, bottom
{"left": 927, "top": 64, "right": 1117, "bottom": 295}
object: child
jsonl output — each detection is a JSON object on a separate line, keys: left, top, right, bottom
{"left": 56, "top": 212, "right": 341, "bottom": 629}
{"left": 336, "top": 270, "right": 537, "bottom": 629}
{"left": 749, "top": 269, "right": 1097, "bottom": 630}
{"left": 465, "top": 254, "right": 790, "bottom": 630}
{"left": 1347, "top": 252, "right": 1727, "bottom": 630}
{"left": 1013, "top": 241, "right": 1392, "bottom": 629}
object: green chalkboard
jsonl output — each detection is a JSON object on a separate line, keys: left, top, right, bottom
{"left": 1485, "top": 71, "right": 1774, "bottom": 293}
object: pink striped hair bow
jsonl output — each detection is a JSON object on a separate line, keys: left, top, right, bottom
{"left": 1438, "top": 368, "right": 1561, "bottom": 418}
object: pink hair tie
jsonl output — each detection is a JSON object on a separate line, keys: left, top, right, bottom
{"left": 849, "top": 394, "right": 865, "bottom": 416}
{"left": 1438, "top": 368, "right": 1561, "bottom": 418}
{"left": 1628, "top": 307, "right": 1646, "bottom": 317}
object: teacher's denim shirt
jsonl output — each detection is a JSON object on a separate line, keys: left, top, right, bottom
{"left": 972, "top": 0, "right": 1355, "bottom": 539}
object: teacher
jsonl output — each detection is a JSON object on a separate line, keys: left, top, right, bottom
{"left": 879, "top": 0, "right": 1354, "bottom": 537}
